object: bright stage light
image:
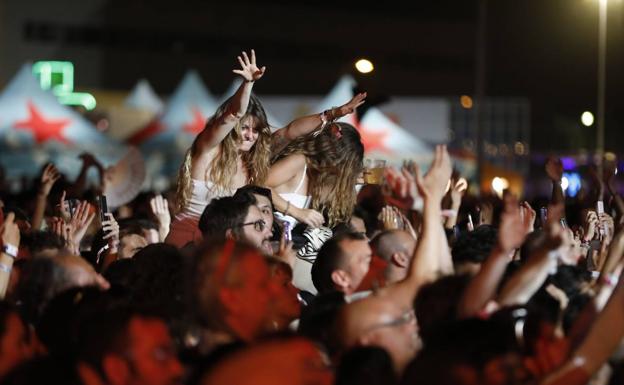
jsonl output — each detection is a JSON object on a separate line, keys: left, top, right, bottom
{"left": 491, "top": 177, "right": 509, "bottom": 198}
{"left": 355, "top": 59, "right": 374, "bottom": 74}
{"left": 581, "top": 111, "right": 594, "bottom": 127}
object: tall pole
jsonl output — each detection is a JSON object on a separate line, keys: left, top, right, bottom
{"left": 597, "top": 0, "right": 607, "bottom": 175}
{"left": 475, "top": 0, "right": 487, "bottom": 191}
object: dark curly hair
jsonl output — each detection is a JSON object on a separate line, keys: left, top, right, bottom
{"left": 451, "top": 225, "right": 498, "bottom": 266}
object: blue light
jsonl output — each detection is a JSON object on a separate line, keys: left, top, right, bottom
{"left": 563, "top": 172, "right": 581, "bottom": 197}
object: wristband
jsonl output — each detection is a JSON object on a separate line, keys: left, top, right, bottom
{"left": 2, "top": 244, "right": 18, "bottom": 259}
{"left": 603, "top": 273, "right": 618, "bottom": 287}
{"left": 0, "top": 262, "right": 11, "bottom": 273}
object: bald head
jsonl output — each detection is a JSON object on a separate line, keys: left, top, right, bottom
{"left": 53, "top": 255, "right": 110, "bottom": 292}
{"left": 371, "top": 231, "right": 416, "bottom": 284}
{"left": 336, "top": 294, "right": 419, "bottom": 373}
{"left": 372, "top": 230, "right": 416, "bottom": 261}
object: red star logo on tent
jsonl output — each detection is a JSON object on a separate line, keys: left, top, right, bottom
{"left": 183, "top": 107, "right": 206, "bottom": 134}
{"left": 128, "top": 119, "right": 164, "bottom": 146}
{"left": 14, "top": 101, "right": 71, "bottom": 144}
{"left": 357, "top": 122, "right": 390, "bottom": 153}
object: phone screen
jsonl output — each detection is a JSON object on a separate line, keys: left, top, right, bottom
{"left": 283, "top": 221, "right": 292, "bottom": 242}
{"left": 98, "top": 195, "right": 108, "bottom": 222}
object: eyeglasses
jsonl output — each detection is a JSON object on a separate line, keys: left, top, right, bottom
{"left": 236, "top": 219, "right": 267, "bottom": 232}
{"left": 366, "top": 309, "right": 415, "bottom": 332}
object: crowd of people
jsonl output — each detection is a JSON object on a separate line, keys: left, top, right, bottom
{"left": 0, "top": 51, "right": 624, "bottom": 385}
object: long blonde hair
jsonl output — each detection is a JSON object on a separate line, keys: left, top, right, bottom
{"left": 176, "top": 94, "right": 271, "bottom": 211}
{"left": 272, "top": 122, "right": 364, "bottom": 227}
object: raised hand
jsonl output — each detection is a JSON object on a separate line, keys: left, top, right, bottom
{"left": 582, "top": 210, "right": 599, "bottom": 242}
{"left": 150, "top": 194, "right": 171, "bottom": 241}
{"left": 274, "top": 237, "right": 296, "bottom": 268}
{"left": 232, "top": 49, "right": 266, "bottom": 83}
{"left": 604, "top": 162, "right": 617, "bottom": 193}
{"left": 520, "top": 201, "right": 537, "bottom": 233}
{"left": 101, "top": 213, "right": 120, "bottom": 253}
{"left": 478, "top": 201, "right": 494, "bottom": 226}
{"left": 414, "top": 145, "right": 453, "bottom": 203}
{"left": 379, "top": 205, "right": 403, "bottom": 231}
{"left": 545, "top": 157, "right": 563, "bottom": 182}
{"left": 68, "top": 201, "right": 96, "bottom": 250}
{"left": 334, "top": 93, "right": 367, "bottom": 118}
{"left": 401, "top": 160, "right": 423, "bottom": 209}
{"left": 1, "top": 212, "right": 20, "bottom": 248}
{"left": 49, "top": 216, "right": 76, "bottom": 253}
{"left": 599, "top": 212, "right": 614, "bottom": 243}
{"left": 39, "top": 163, "right": 60, "bottom": 196}
{"left": 498, "top": 195, "right": 530, "bottom": 253}
{"left": 450, "top": 177, "right": 468, "bottom": 209}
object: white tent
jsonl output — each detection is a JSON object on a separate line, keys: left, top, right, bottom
{"left": 124, "top": 79, "right": 164, "bottom": 114}
{"left": 0, "top": 64, "right": 125, "bottom": 178}
{"left": 359, "top": 107, "right": 432, "bottom": 165}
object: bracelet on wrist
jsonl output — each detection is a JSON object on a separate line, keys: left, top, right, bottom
{"left": 2, "top": 244, "right": 18, "bottom": 259}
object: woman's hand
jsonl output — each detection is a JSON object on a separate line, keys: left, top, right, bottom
{"left": 101, "top": 213, "right": 120, "bottom": 253}
{"left": 294, "top": 207, "right": 324, "bottom": 228}
{"left": 333, "top": 93, "right": 367, "bottom": 118}
{"left": 39, "top": 163, "right": 60, "bottom": 197}
{"left": 232, "top": 49, "right": 266, "bottom": 83}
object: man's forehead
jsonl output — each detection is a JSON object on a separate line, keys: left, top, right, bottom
{"left": 340, "top": 238, "right": 371, "bottom": 255}
{"left": 254, "top": 194, "right": 271, "bottom": 206}
{"left": 245, "top": 205, "right": 263, "bottom": 220}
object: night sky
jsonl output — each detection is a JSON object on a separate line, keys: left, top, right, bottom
{"left": 5, "top": 0, "right": 624, "bottom": 154}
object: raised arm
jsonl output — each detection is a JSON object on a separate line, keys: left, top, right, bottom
{"left": 31, "top": 163, "right": 60, "bottom": 231}
{"left": 271, "top": 93, "right": 366, "bottom": 151}
{"left": 545, "top": 157, "right": 565, "bottom": 206}
{"left": 604, "top": 162, "right": 624, "bottom": 224}
{"left": 387, "top": 145, "right": 452, "bottom": 306}
{"left": 265, "top": 154, "right": 324, "bottom": 228}
{"left": 195, "top": 50, "right": 266, "bottom": 153}
{"left": 69, "top": 153, "right": 105, "bottom": 197}
{"left": 497, "top": 211, "right": 564, "bottom": 307}
{"left": 444, "top": 177, "right": 467, "bottom": 230}
{"left": 0, "top": 213, "right": 20, "bottom": 299}
{"left": 541, "top": 275, "right": 624, "bottom": 385}
{"left": 458, "top": 195, "right": 530, "bottom": 318}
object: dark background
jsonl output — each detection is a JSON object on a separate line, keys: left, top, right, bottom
{"left": 2, "top": 0, "right": 623, "bottom": 153}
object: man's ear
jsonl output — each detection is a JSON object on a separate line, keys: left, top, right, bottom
{"left": 391, "top": 252, "right": 409, "bottom": 268}
{"left": 225, "top": 228, "right": 236, "bottom": 240}
{"left": 331, "top": 269, "right": 350, "bottom": 291}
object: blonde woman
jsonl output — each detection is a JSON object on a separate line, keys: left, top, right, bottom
{"left": 267, "top": 122, "right": 365, "bottom": 230}
{"left": 167, "top": 50, "right": 366, "bottom": 247}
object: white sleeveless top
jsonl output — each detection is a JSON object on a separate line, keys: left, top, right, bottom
{"left": 274, "top": 165, "right": 311, "bottom": 229}
{"left": 165, "top": 179, "right": 234, "bottom": 248}
{"left": 185, "top": 179, "right": 234, "bottom": 217}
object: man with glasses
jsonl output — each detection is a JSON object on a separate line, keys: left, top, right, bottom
{"left": 198, "top": 192, "right": 273, "bottom": 255}
{"left": 335, "top": 292, "right": 420, "bottom": 375}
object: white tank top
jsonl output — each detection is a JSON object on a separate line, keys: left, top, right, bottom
{"left": 274, "top": 165, "right": 311, "bottom": 228}
{"left": 165, "top": 179, "right": 234, "bottom": 248}
{"left": 184, "top": 179, "right": 234, "bottom": 217}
